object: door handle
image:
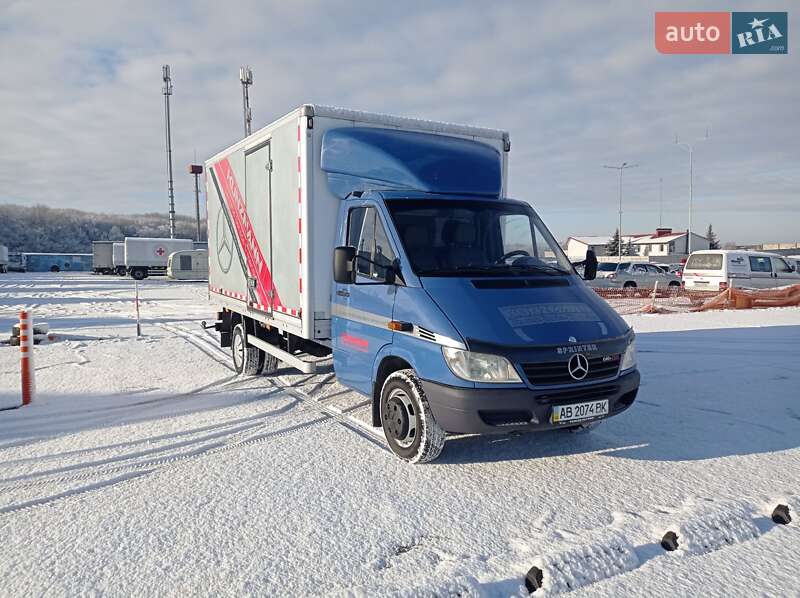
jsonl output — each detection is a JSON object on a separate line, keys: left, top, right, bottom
{"left": 336, "top": 289, "right": 350, "bottom": 298}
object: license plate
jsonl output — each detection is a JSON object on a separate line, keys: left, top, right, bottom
{"left": 551, "top": 399, "right": 609, "bottom": 424}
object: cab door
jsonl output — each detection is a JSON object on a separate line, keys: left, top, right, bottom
{"left": 771, "top": 256, "right": 800, "bottom": 286}
{"left": 332, "top": 203, "right": 399, "bottom": 394}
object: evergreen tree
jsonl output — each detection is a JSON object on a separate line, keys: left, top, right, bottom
{"left": 606, "top": 229, "right": 621, "bottom": 256}
{"left": 706, "top": 224, "right": 720, "bottom": 249}
{"left": 624, "top": 240, "right": 636, "bottom": 256}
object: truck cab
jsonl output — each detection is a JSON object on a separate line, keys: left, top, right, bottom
{"left": 331, "top": 191, "right": 639, "bottom": 462}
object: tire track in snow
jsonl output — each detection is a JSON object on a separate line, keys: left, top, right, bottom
{"left": 0, "top": 315, "right": 387, "bottom": 515}
{"left": 159, "top": 322, "right": 388, "bottom": 449}
{"left": 0, "top": 403, "right": 358, "bottom": 516}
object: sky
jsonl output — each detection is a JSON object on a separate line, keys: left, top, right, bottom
{"left": 0, "top": 0, "right": 797, "bottom": 245}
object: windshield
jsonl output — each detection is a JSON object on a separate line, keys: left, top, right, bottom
{"left": 385, "top": 199, "right": 573, "bottom": 277}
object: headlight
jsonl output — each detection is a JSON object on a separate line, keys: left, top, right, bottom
{"left": 442, "top": 347, "right": 522, "bottom": 383}
{"left": 620, "top": 338, "right": 637, "bottom": 372}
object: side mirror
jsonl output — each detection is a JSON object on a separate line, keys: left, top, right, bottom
{"left": 584, "top": 261, "right": 597, "bottom": 281}
{"left": 333, "top": 246, "right": 356, "bottom": 284}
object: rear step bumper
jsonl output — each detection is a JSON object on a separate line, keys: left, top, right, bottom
{"left": 420, "top": 370, "right": 640, "bottom": 435}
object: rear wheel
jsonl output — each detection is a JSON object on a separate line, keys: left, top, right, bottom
{"left": 50, "top": 265, "right": 60, "bottom": 273}
{"left": 258, "top": 351, "right": 280, "bottom": 375}
{"left": 623, "top": 281, "right": 637, "bottom": 296}
{"left": 231, "top": 323, "right": 263, "bottom": 375}
{"left": 130, "top": 268, "right": 147, "bottom": 280}
{"left": 380, "top": 369, "right": 445, "bottom": 463}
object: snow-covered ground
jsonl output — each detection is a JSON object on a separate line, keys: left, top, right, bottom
{"left": 1, "top": 273, "right": 798, "bottom": 596}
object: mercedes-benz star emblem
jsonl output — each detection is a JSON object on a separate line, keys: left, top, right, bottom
{"left": 215, "top": 210, "right": 233, "bottom": 273}
{"left": 567, "top": 353, "right": 589, "bottom": 381}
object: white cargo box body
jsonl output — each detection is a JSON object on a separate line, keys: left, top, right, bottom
{"left": 124, "top": 237, "right": 194, "bottom": 268}
{"left": 0, "top": 245, "right": 8, "bottom": 265}
{"left": 92, "top": 241, "right": 114, "bottom": 269}
{"left": 206, "top": 104, "right": 510, "bottom": 341}
{"left": 112, "top": 242, "right": 124, "bottom": 267}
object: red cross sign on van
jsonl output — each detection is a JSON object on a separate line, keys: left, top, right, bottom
{"left": 155, "top": 247, "right": 166, "bottom": 257}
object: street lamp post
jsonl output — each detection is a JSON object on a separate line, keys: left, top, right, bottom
{"left": 162, "top": 65, "right": 176, "bottom": 239}
{"left": 189, "top": 164, "right": 204, "bottom": 242}
{"left": 675, "top": 129, "right": 710, "bottom": 254}
{"left": 240, "top": 66, "right": 253, "bottom": 137}
{"left": 603, "top": 162, "right": 639, "bottom": 259}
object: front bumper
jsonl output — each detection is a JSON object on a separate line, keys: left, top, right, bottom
{"left": 421, "top": 370, "right": 640, "bottom": 435}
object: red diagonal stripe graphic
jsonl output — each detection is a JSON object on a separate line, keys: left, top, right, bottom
{"left": 213, "top": 158, "right": 283, "bottom": 310}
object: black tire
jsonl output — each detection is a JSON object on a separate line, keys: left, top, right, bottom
{"left": 623, "top": 281, "right": 637, "bottom": 297}
{"left": 50, "top": 265, "right": 60, "bottom": 273}
{"left": 117, "top": 266, "right": 127, "bottom": 276}
{"left": 380, "top": 369, "right": 446, "bottom": 463}
{"left": 668, "top": 281, "right": 681, "bottom": 288}
{"left": 231, "top": 323, "right": 263, "bottom": 375}
{"left": 258, "top": 351, "right": 280, "bottom": 375}
{"left": 131, "top": 268, "right": 147, "bottom": 281}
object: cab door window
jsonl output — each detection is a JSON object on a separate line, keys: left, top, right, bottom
{"left": 771, "top": 257, "right": 794, "bottom": 274}
{"left": 347, "top": 206, "right": 396, "bottom": 282}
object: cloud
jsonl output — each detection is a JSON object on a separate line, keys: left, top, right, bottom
{"left": 0, "top": 0, "right": 797, "bottom": 244}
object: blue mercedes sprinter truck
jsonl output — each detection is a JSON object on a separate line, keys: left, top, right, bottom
{"left": 207, "top": 105, "right": 639, "bottom": 463}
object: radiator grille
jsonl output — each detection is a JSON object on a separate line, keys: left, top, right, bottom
{"left": 522, "top": 355, "right": 621, "bottom": 386}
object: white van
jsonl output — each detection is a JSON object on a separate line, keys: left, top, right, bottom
{"left": 167, "top": 249, "right": 208, "bottom": 280}
{"left": 683, "top": 250, "right": 800, "bottom": 290}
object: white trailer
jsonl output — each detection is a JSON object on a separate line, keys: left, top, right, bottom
{"left": 206, "top": 104, "right": 509, "bottom": 370}
{"left": 124, "top": 237, "right": 194, "bottom": 280}
{"left": 112, "top": 242, "right": 126, "bottom": 276}
{"left": 0, "top": 244, "right": 8, "bottom": 273}
{"left": 92, "top": 241, "right": 115, "bottom": 274}
{"left": 167, "top": 249, "right": 209, "bottom": 280}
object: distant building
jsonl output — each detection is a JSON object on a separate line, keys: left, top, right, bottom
{"left": 565, "top": 228, "right": 709, "bottom": 262}
{"left": 631, "top": 228, "right": 710, "bottom": 258}
{"left": 740, "top": 242, "right": 800, "bottom": 257}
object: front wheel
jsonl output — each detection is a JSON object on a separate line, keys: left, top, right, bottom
{"left": 380, "top": 369, "right": 446, "bottom": 463}
{"left": 231, "top": 323, "right": 263, "bottom": 375}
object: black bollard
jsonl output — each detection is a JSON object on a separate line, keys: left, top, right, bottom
{"left": 771, "top": 504, "right": 791, "bottom": 525}
{"left": 525, "top": 566, "right": 544, "bottom": 593}
{"left": 661, "top": 530, "right": 679, "bottom": 551}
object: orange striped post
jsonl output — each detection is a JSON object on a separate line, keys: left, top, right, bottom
{"left": 19, "top": 310, "right": 35, "bottom": 406}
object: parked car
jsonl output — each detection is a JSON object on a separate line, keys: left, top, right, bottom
{"left": 588, "top": 262, "right": 682, "bottom": 291}
{"left": 683, "top": 250, "right": 800, "bottom": 291}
